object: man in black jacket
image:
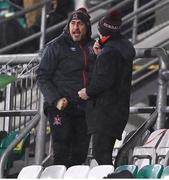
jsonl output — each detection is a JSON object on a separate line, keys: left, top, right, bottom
{"left": 78, "top": 10, "right": 135, "bottom": 165}
{"left": 36, "top": 8, "right": 96, "bottom": 167}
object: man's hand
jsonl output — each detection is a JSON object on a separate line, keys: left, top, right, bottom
{"left": 93, "top": 40, "right": 102, "bottom": 55}
{"left": 56, "top": 97, "right": 68, "bottom": 110}
{"left": 78, "top": 88, "right": 89, "bottom": 100}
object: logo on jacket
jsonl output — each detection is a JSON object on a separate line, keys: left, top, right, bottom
{"left": 53, "top": 115, "right": 62, "bottom": 126}
{"left": 70, "top": 47, "right": 76, "bottom": 51}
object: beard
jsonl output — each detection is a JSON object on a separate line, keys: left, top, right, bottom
{"left": 70, "top": 31, "right": 86, "bottom": 42}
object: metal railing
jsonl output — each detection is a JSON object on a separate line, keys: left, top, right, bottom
{"left": 1, "top": 0, "right": 169, "bottom": 54}
{"left": 0, "top": 55, "right": 39, "bottom": 132}
{"left": 114, "top": 110, "right": 158, "bottom": 168}
{"left": 0, "top": 113, "right": 40, "bottom": 178}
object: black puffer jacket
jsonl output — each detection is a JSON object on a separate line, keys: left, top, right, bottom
{"left": 86, "top": 35, "right": 135, "bottom": 139}
{"left": 36, "top": 32, "right": 96, "bottom": 108}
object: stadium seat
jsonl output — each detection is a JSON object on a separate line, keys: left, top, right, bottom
{"left": 40, "top": 165, "right": 66, "bottom": 178}
{"left": 132, "top": 129, "right": 166, "bottom": 169}
{"left": 88, "top": 165, "right": 114, "bottom": 178}
{"left": 132, "top": 146, "right": 156, "bottom": 169}
{"left": 0, "top": 131, "right": 19, "bottom": 149}
{"left": 161, "top": 166, "right": 169, "bottom": 178}
{"left": 0, "top": 131, "right": 30, "bottom": 169}
{"left": 156, "top": 147, "right": 169, "bottom": 164}
{"left": 163, "top": 176, "right": 169, "bottom": 179}
{"left": 0, "top": 0, "right": 10, "bottom": 12}
{"left": 156, "top": 129, "right": 169, "bottom": 164}
{"left": 64, "top": 165, "right": 90, "bottom": 178}
{"left": 17, "top": 165, "right": 43, "bottom": 178}
{"left": 143, "top": 129, "right": 167, "bottom": 147}
{"left": 114, "top": 164, "right": 138, "bottom": 177}
{"left": 136, "top": 164, "right": 163, "bottom": 178}
{"left": 0, "top": 74, "right": 16, "bottom": 89}
{"left": 0, "top": 131, "right": 30, "bottom": 153}
{"left": 0, "top": 131, "right": 7, "bottom": 144}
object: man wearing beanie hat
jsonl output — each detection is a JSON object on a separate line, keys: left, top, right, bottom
{"left": 36, "top": 8, "right": 96, "bottom": 167}
{"left": 98, "top": 10, "right": 122, "bottom": 36}
{"left": 78, "top": 9, "right": 135, "bottom": 165}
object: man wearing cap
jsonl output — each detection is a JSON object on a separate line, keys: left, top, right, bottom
{"left": 78, "top": 10, "right": 135, "bottom": 165}
{"left": 36, "top": 8, "right": 96, "bottom": 167}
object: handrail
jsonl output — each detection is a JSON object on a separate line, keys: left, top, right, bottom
{"left": 0, "top": 110, "right": 38, "bottom": 117}
{"left": 0, "top": 54, "right": 39, "bottom": 65}
{"left": 130, "top": 106, "right": 155, "bottom": 114}
{"left": 0, "top": 20, "right": 66, "bottom": 54}
{"left": 132, "top": 68, "right": 158, "bottom": 86}
{"left": 0, "top": 113, "right": 40, "bottom": 178}
{"left": 123, "top": 0, "right": 158, "bottom": 25}
{"left": 0, "top": 0, "right": 51, "bottom": 25}
{"left": 90, "top": 0, "right": 135, "bottom": 24}
{"left": 114, "top": 110, "right": 158, "bottom": 168}
{"left": 123, "top": 0, "right": 169, "bottom": 26}
{"left": 88, "top": 0, "right": 119, "bottom": 13}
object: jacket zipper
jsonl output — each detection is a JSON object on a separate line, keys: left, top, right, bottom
{"left": 79, "top": 44, "right": 88, "bottom": 88}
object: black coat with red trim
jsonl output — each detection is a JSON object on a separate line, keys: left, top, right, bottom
{"left": 86, "top": 35, "right": 135, "bottom": 139}
{"left": 36, "top": 32, "right": 96, "bottom": 107}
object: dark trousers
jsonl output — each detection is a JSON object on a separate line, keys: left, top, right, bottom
{"left": 48, "top": 106, "right": 90, "bottom": 168}
{"left": 92, "top": 133, "right": 116, "bottom": 165}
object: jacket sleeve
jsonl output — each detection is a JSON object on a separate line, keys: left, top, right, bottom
{"left": 36, "top": 44, "right": 62, "bottom": 105}
{"left": 86, "top": 50, "right": 117, "bottom": 97}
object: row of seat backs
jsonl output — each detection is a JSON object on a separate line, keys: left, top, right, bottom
{"left": 112, "top": 129, "right": 151, "bottom": 162}
{"left": 132, "top": 129, "right": 169, "bottom": 168}
{"left": 115, "top": 164, "right": 162, "bottom": 178}
{"left": 107, "top": 164, "right": 168, "bottom": 178}
{"left": 17, "top": 164, "right": 169, "bottom": 179}
{"left": 109, "top": 164, "right": 169, "bottom": 178}
{"left": 136, "top": 164, "right": 169, "bottom": 178}
{"left": 17, "top": 165, "right": 114, "bottom": 179}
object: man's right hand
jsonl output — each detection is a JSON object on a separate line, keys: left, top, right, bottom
{"left": 78, "top": 88, "right": 89, "bottom": 100}
{"left": 56, "top": 97, "right": 68, "bottom": 110}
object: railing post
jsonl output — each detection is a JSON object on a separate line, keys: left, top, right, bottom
{"left": 4, "top": 71, "right": 14, "bottom": 132}
{"left": 132, "top": 0, "right": 139, "bottom": 43}
{"left": 135, "top": 48, "right": 169, "bottom": 130}
{"left": 153, "top": 48, "right": 169, "bottom": 129}
{"left": 35, "top": 1, "right": 47, "bottom": 165}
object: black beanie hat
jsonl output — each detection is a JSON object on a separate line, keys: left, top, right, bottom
{"left": 98, "top": 10, "right": 122, "bottom": 36}
{"left": 67, "top": 7, "right": 91, "bottom": 37}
